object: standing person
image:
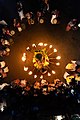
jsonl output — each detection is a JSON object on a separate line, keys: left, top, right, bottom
{"left": 0, "top": 20, "right": 8, "bottom": 26}
{"left": 44, "top": 0, "right": 50, "bottom": 11}
{"left": 16, "top": 1, "right": 25, "bottom": 21}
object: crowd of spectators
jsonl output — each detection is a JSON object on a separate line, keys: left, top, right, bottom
{"left": 0, "top": 61, "right": 9, "bottom": 80}
{"left": 0, "top": 0, "right": 80, "bottom": 58}
{"left": 0, "top": 0, "right": 80, "bottom": 56}
{"left": 0, "top": 77, "right": 80, "bottom": 119}
{"left": 0, "top": 0, "right": 80, "bottom": 119}
{"left": 0, "top": 0, "right": 80, "bottom": 37}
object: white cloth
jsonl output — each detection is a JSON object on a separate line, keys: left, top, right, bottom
{"left": 51, "top": 15, "right": 56, "bottom": 24}
{"left": 0, "top": 20, "right": 7, "bottom": 25}
{"left": 63, "top": 72, "right": 70, "bottom": 79}
{"left": 0, "top": 83, "right": 9, "bottom": 90}
{"left": 18, "top": 10, "right": 24, "bottom": 20}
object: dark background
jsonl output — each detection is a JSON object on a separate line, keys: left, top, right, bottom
{"left": 0, "top": 0, "right": 80, "bottom": 22}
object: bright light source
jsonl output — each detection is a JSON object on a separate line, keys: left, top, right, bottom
{"left": 44, "top": 43, "right": 47, "bottom": 46}
{"left": 48, "top": 72, "right": 51, "bottom": 76}
{"left": 49, "top": 45, "right": 53, "bottom": 48}
{"left": 22, "top": 56, "right": 26, "bottom": 61}
{"left": 34, "top": 75, "right": 37, "bottom": 78}
{"left": 56, "top": 62, "right": 60, "bottom": 66}
{"left": 38, "top": 43, "right": 43, "bottom": 46}
{"left": 32, "top": 44, "right": 36, "bottom": 47}
{"left": 56, "top": 56, "right": 61, "bottom": 60}
{"left": 26, "top": 47, "right": 30, "bottom": 50}
{"left": 22, "top": 57, "right": 26, "bottom": 61}
{"left": 22, "top": 53, "right": 26, "bottom": 61}
{"left": 78, "top": 23, "right": 80, "bottom": 27}
{"left": 52, "top": 70, "right": 55, "bottom": 74}
{"left": 24, "top": 66, "right": 28, "bottom": 71}
{"left": 22, "top": 43, "right": 61, "bottom": 79}
{"left": 28, "top": 71, "right": 32, "bottom": 75}
{"left": 54, "top": 48, "right": 57, "bottom": 52}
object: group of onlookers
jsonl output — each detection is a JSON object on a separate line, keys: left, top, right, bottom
{"left": 0, "top": 61, "right": 9, "bottom": 80}
{"left": 0, "top": 76, "right": 80, "bottom": 119}
{"left": 0, "top": 0, "right": 80, "bottom": 46}
{"left": 64, "top": 60, "right": 80, "bottom": 85}
{"left": 0, "top": 1, "right": 80, "bottom": 119}
{"left": 66, "top": 19, "right": 80, "bottom": 31}
{"left": 0, "top": 0, "right": 80, "bottom": 93}
{"left": 0, "top": 76, "right": 80, "bottom": 101}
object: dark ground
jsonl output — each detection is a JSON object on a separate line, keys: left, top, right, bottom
{"left": 2, "top": 20, "right": 80, "bottom": 84}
